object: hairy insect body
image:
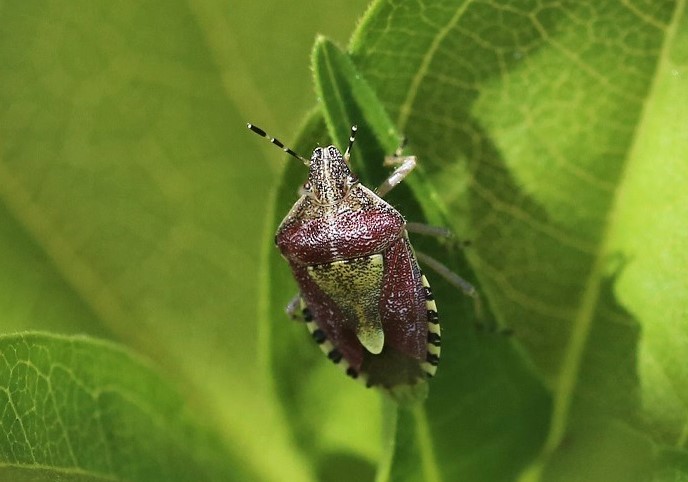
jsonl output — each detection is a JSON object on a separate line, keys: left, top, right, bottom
{"left": 275, "top": 146, "right": 435, "bottom": 388}
{"left": 277, "top": 184, "right": 403, "bottom": 263}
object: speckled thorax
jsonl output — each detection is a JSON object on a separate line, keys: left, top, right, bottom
{"left": 276, "top": 184, "right": 406, "bottom": 265}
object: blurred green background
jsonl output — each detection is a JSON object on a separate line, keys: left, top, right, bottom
{"left": 2, "top": 1, "right": 688, "bottom": 481}
{"left": 0, "top": 1, "right": 368, "bottom": 480}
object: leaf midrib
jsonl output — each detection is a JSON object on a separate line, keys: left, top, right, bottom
{"left": 413, "top": 405, "right": 442, "bottom": 482}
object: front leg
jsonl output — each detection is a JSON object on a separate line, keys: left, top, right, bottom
{"left": 376, "top": 139, "right": 417, "bottom": 198}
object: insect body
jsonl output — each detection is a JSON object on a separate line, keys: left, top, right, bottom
{"left": 249, "top": 124, "right": 440, "bottom": 389}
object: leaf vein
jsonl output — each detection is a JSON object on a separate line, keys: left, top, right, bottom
{"left": 397, "top": 0, "right": 473, "bottom": 130}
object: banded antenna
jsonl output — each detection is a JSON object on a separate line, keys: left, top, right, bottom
{"left": 343, "top": 125, "right": 358, "bottom": 163}
{"left": 247, "top": 123, "right": 309, "bottom": 164}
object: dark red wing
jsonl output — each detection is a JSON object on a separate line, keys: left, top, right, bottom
{"left": 379, "top": 237, "right": 428, "bottom": 360}
{"left": 362, "top": 237, "right": 429, "bottom": 387}
{"left": 287, "top": 235, "right": 433, "bottom": 388}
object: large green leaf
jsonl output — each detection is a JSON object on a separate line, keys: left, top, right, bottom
{"left": 3, "top": 0, "right": 687, "bottom": 481}
{"left": 311, "top": 37, "right": 551, "bottom": 482}
{"left": 0, "top": 333, "right": 246, "bottom": 481}
{"left": 0, "top": 2, "right": 367, "bottom": 481}
{"left": 338, "top": 0, "right": 687, "bottom": 480}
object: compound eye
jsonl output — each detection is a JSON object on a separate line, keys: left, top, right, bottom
{"left": 303, "top": 181, "right": 311, "bottom": 191}
{"left": 312, "top": 148, "right": 323, "bottom": 160}
{"left": 348, "top": 174, "right": 359, "bottom": 185}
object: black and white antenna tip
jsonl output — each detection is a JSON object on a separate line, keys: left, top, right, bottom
{"left": 246, "top": 122, "right": 309, "bottom": 164}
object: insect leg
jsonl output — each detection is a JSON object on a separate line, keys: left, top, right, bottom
{"left": 406, "top": 222, "right": 453, "bottom": 240}
{"left": 376, "top": 137, "right": 416, "bottom": 197}
{"left": 414, "top": 250, "right": 486, "bottom": 321}
{"left": 285, "top": 294, "right": 312, "bottom": 322}
{"left": 415, "top": 251, "right": 477, "bottom": 299}
{"left": 415, "top": 252, "right": 512, "bottom": 334}
{"left": 377, "top": 155, "right": 416, "bottom": 198}
{"left": 406, "top": 222, "right": 473, "bottom": 250}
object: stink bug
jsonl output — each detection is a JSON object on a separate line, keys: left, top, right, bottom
{"left": 249, "top": 123, "right": 453, "bottom": 390}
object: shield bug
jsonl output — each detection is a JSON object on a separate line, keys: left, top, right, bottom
{"left": 248, "top": 123, "right": 463, "bottom": 392}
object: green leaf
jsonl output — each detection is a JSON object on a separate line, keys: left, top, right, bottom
{"left": 607, "top": 2, "right": 688, "bottom": 439}
{"left": 340, "top": 0, "right": 688, "bottom": 480}
{"left": 5, "top": 0, "right": 686, "bottom": 480}
{"left": 0, "top": 2, "right": 368, "bottom": 481}
{"left": 310, "top": 36, "right": 551, "bottom": 481}
{"left": 0, "top": 333, "right": 247, "bottom": 481}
